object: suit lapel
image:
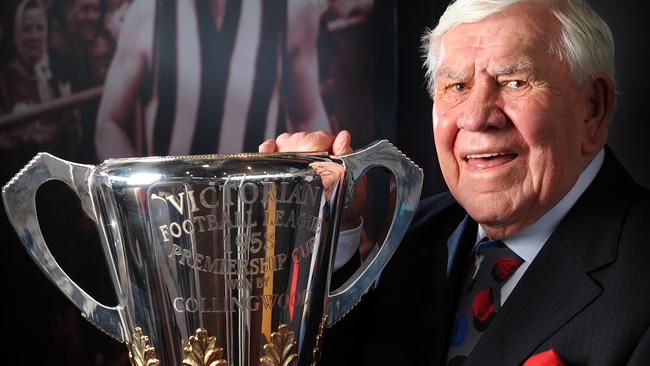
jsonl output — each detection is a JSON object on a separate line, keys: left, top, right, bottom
{"left": 464, "top": 148, "right": 633, "bottom": 365}
{"left": 446, "top": 214, "right": 476, "bottom": 277}
{"left": 421, "top": 214, "right": 477, "bottom": 364}
{"left": 416, "top": 208, "right": 477, "bottom": 366}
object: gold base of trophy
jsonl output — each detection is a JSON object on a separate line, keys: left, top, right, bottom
{"left": 260, "top": 324, "right": 297, "bottom": 366}
{"left": 127, "top": 327, "right": 160, "bottom": 366}
{"left": 182, "top": 328, "right": 228, "bottom": 366}
{"left": 127, "top": 322, "right": 315, "bottom": 366}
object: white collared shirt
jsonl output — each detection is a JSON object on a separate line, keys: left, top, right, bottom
{"left": 476, "top": 148, "right": 605, "bottom": 305}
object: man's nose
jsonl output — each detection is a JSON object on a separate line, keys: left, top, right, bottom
{"left": 28, "top": 29, "right": 42, "bottom": 40}
{"left": 457, "top": 82, "right": 506, "bottom": 131}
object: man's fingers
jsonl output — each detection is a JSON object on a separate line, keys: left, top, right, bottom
{"left": 258, "top": 139, "right": 277, "bottom": 153}
{"left": 274, "top": 131, "right": 337, "bottom": 152}
{"left": 274, "top": 132, "right": 293, "bottom": 148}
{"left": 333, "top": 130, "right": 353, "bottom": 156}
{"left": 262, "top": 130, "right": 351, "bottom": 154}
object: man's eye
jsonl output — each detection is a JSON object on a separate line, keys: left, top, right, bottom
{"left": 451, "top": 83, "right": 467, "bottom": 92}
{"left": 505, "top": 80, "right": 526, "bottom": 89}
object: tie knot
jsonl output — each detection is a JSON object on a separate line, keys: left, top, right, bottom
{"left": 476, "top": 238, "right": 504, "bottom": 252}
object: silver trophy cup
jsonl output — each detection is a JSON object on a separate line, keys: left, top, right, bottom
{"left": 2, "top": 140, "right": 422, "bottom": 366}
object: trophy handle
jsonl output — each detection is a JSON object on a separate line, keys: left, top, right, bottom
{"left": 327, "top": 140, "right": 423, "bottom": 326}
{"left": 2, "top": 153, "right": 127, "bottom": 342}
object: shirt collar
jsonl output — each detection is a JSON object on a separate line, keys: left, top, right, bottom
{"left": 476, "top": 148, "right": 605, "bottom": 263}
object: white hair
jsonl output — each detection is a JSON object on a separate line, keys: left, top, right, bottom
{"left": 422, "top": 0, "right": 615, "bottom": 96}
{"left": 14, "top": 0, "right": 47, "bottom": 34}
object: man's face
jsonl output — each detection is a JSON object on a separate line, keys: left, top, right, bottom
{"left": 16, "top": 7, "right": 47, "bottom": 66}
{"left": 90, "top": 34, "right": 112, "bottom": 82}
{"left": 432, "top": 4, "right": 596, "bottom": 238}
{"left": 66, "top": 0, "right": 100, "bottom": 42}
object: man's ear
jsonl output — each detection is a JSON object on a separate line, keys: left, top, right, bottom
{"left": 582, "top": 73, "right": 615, "bottom": 155}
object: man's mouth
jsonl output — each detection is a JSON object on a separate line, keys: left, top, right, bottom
{"left": 25, "top": 41, "right": 42, "bottom": 49}
{"left": 463, "top": 152, "right": 518, "bottom": 170}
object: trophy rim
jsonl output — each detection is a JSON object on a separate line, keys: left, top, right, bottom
{"left": 100, "top": 151, "right": 331, "bottom": 164}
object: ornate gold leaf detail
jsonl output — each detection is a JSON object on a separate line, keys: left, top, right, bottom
{"left": 310, "top": 315, "right": 328, "bottom": 366}
{"left": 182, "top": 328, "right": 228, "bottom": 366}
{"left": 260, "top": 324, "right": 298, "bottom": 366}
{"left": 127, "top": 327, "right": 160, "bottom": 366}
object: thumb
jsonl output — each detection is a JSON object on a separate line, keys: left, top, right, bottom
{"left": 332, "top": 130, "right": 353, "bottom": 156}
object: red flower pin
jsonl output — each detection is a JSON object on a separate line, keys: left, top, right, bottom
{"left": 472, "top": 288, "right": 495, "bottom": 331}
{"left": 524, "top": 349, "right": 566, "bottom": 366}
{"left": 492, "top": 257, "right": 522, "bottom": 282}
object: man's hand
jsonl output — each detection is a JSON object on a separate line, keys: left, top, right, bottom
{"left": 258, "top": 130, "right": 353, "bottom": 155}
{"left": 259, "top": 130, "right": 365, "bottom": 231}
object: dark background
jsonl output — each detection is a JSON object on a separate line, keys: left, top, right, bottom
{"left": 1, "top": 1, "right": 648, "bottom": 364}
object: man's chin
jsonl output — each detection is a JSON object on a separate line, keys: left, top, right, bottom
{"left": 464, "top": 204, "right": 522, "bottom": 235}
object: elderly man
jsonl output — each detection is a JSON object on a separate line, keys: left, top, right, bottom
{"left": 259, "top": 0, "right": 650, "bottom": 365}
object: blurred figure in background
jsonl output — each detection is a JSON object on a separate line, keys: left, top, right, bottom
{"left": 0, "top": 0, "right": 79, "bottom": 173}
{"left": 51, "top": 0, "right": 115, "bottom": 161}
{"left": 95, "top": 0, "right": 330, "bottom": 159}
{"left": 317, "top": 0, "right": 376, "bottom": 148}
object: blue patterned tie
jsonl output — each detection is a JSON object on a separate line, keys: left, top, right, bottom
{"left": 446, "top": 239, "right": 523, "bottom": 365}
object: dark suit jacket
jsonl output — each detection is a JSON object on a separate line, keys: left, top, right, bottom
{"left": 320, "top": 149, "right": 650, "bottom": 366}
